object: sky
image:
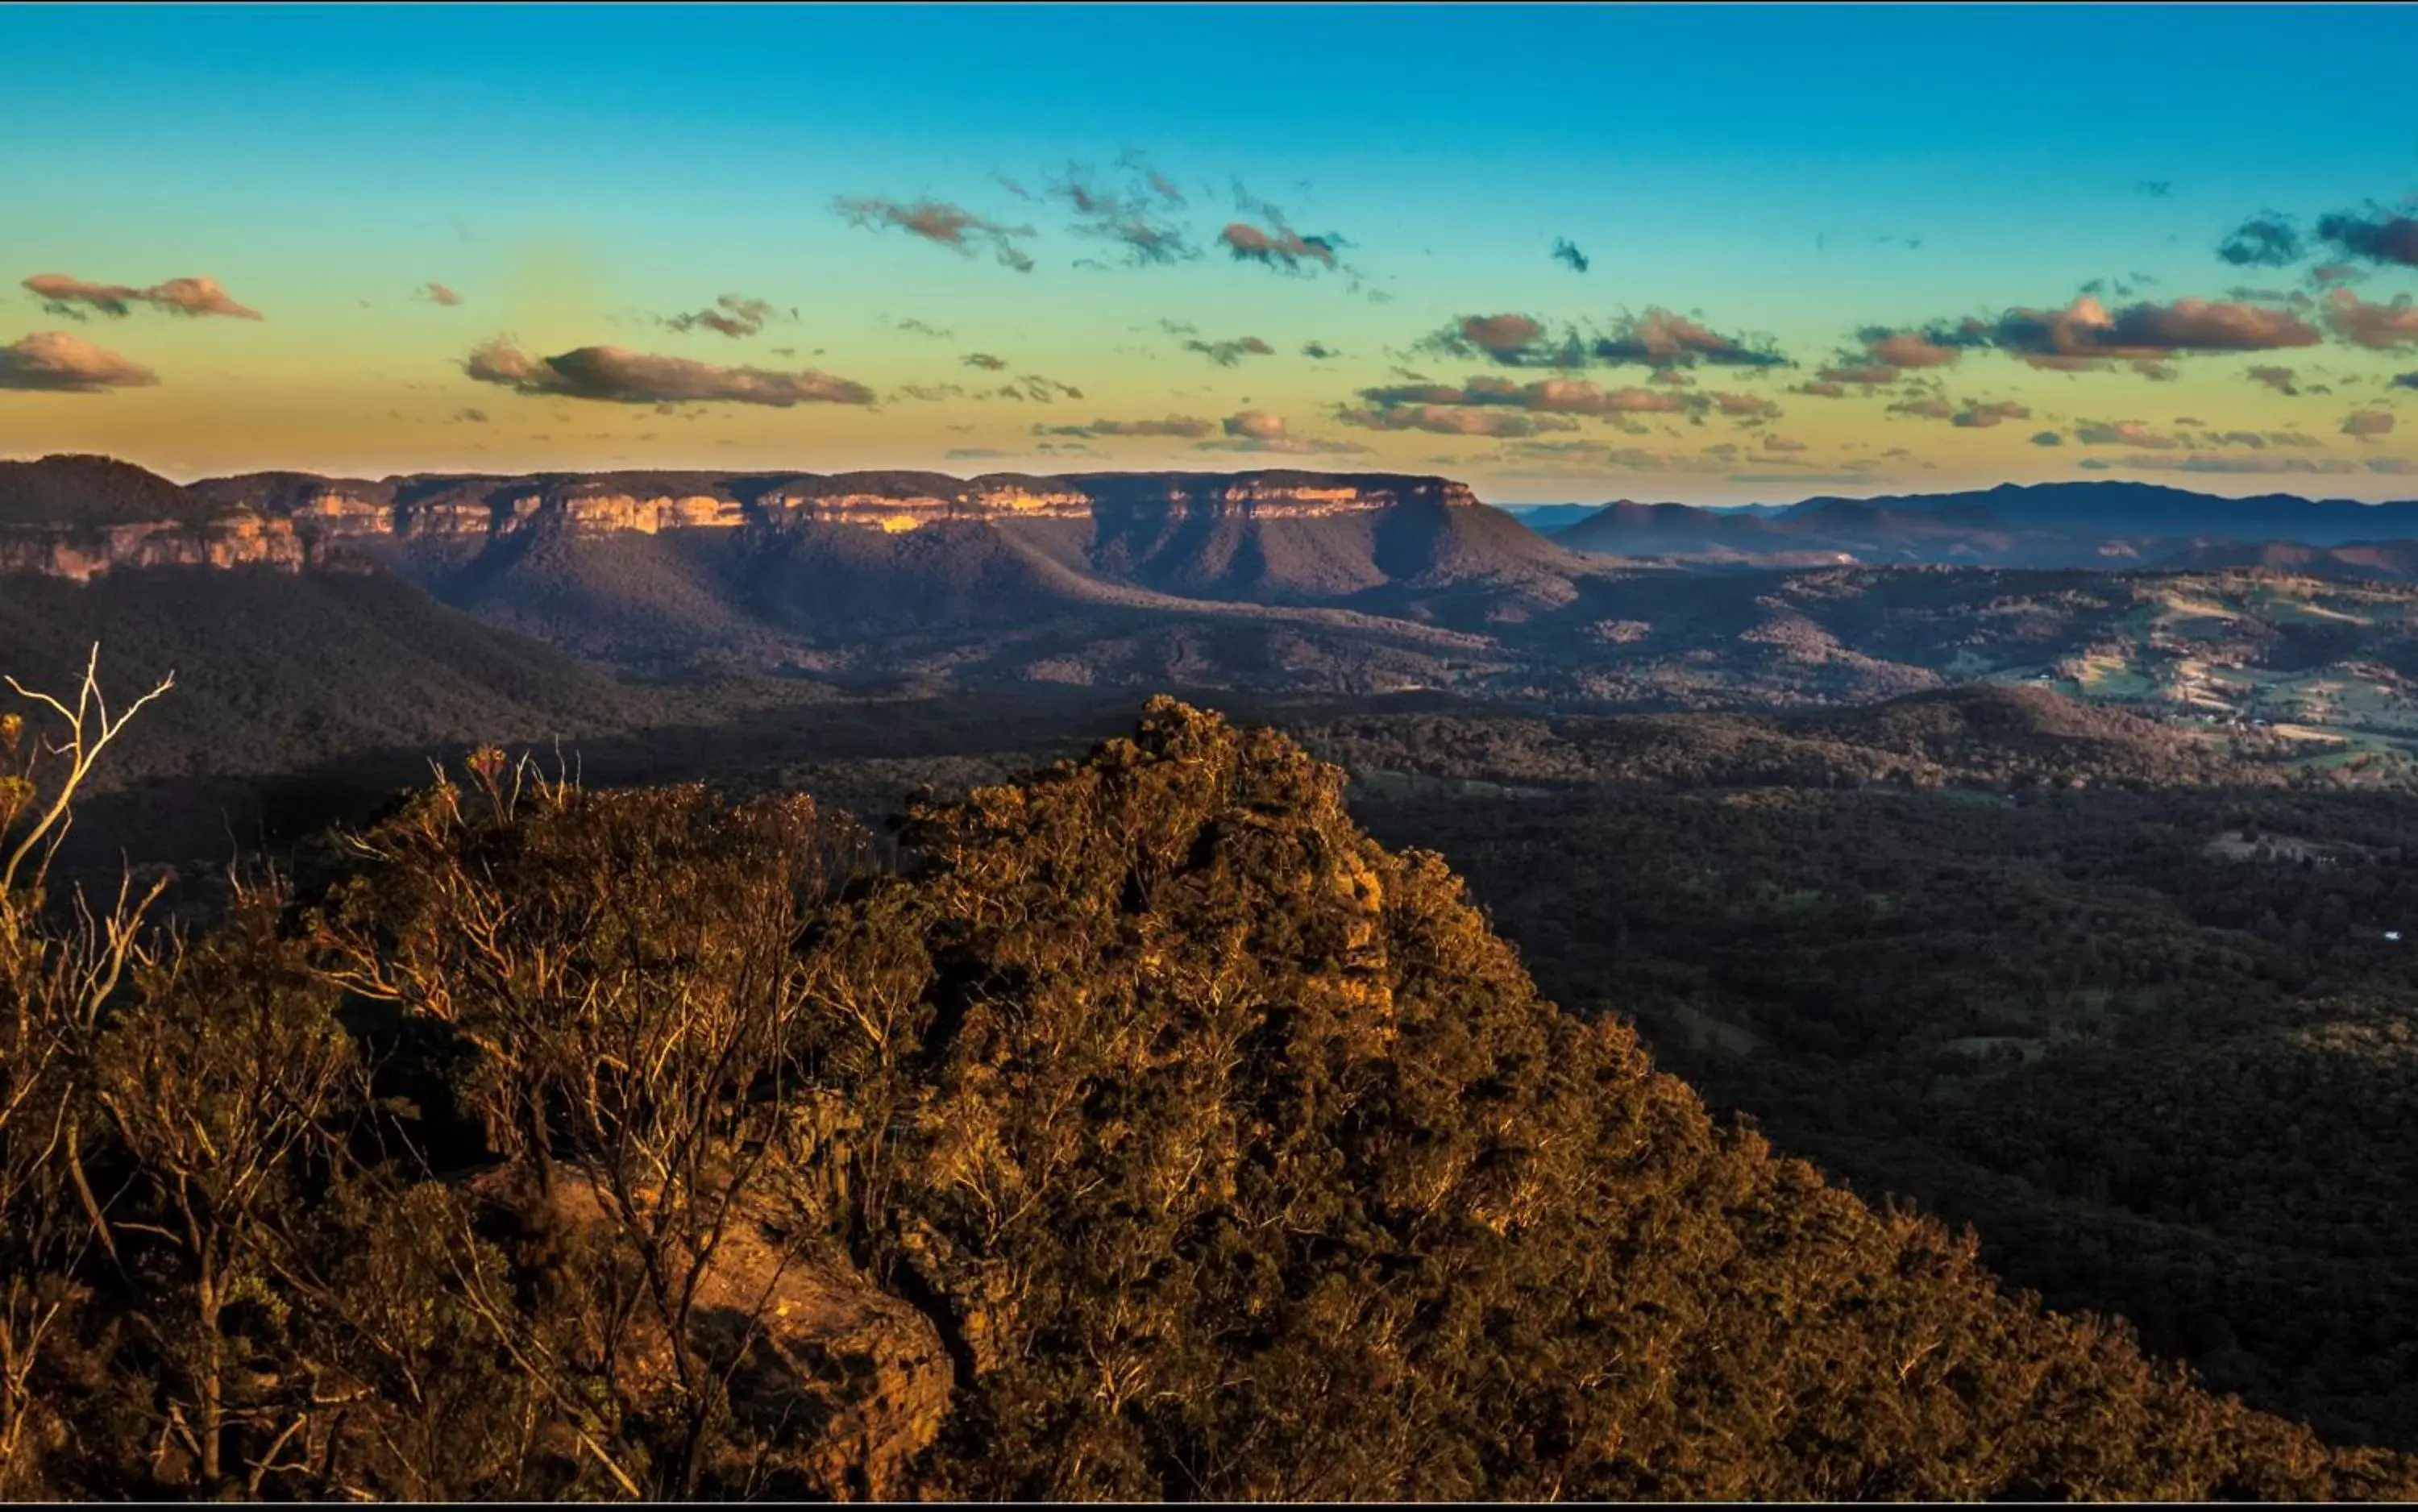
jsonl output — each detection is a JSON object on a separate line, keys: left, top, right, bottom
{"left": 2, "top": 2, "right": 2416, "bottom": 505}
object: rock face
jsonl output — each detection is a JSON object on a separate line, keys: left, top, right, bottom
{"left": 0, "top": 458, "right": 1485, "bottom": 582}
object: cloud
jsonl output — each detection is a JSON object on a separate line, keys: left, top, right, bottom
{"left": 1817, "top": 363, "right": 1902, "bottom": 385}
{"left": 23, "top": 272, "right": 262, "bottom": 320}
{"left": 1037, "top": 415, "right": 1215, "bottom": 439}
{"left": 2316, "top": 210, "right": 2418, "bottom": 268}
{"left": 1552, "top": 238, "right": 1590, "bottom": 274}
{"left": 1300, "top": 341, "right": 1341, "bottom": 359}
{"left": 2136, "top": 180, "right": 2172, "bottom": 199}
{"left": 2216, "top": 214, "right": 2304, "bottom": 268}
{"left": 1183, "top": 334, "right": 1274, "bottom": 367}
{"left": 1355, "top": 376, "right": 1695, "bottom": 417}
{"left": 2322, "top": 289, "right": 2418, "bottom": 349}
{"left": 895, "top": 317, "right": 953, "bottom": 339}
{"left": 991, "top": 374, "right": 1085, "bottom": 402}
{"left": 664, "top": 293, "right": 776, "bottom": 339}
{"left": 1419, "top": 307, "right": 1787, "bottom": 369}
{"left": 2370, "top": 457, "right": 2418, "bottom": 475}
{"left": 420, "top": 281, "right": 463, "bottom": 307}
{"left": 2075, "top": 419, "right": 2179, "bottom": 448}
{"left": 463, "top": 339, "right": 874, "bottom": 406}
{"left": 0, "top": 330, "right": 160, "bottom": 392}
{"left": 1219, "top": 191, "right": 1354, "bottom": 274}
{"left": 1790, "top": 380, "right": 1850, "bottom": 398}
{"left": 451, "top": 406, "right": 488, "bottom": 423}
{"left": 945, "top": 447, "right": 1013, "bottom": 459}
{"left": 1758, "top": 435, "right": 1809, "bottom": 452}
{"left": 962, "top": 351, "right": 1008, "bottom": 370}
{"left": 893, "top": 383, "right": 967, "bottom": 402}
{"left": 1951, "top": 399, "right": 2031, "bottom": 428}
{"left": 1194, "top": 409, "right": 1373, "bottom": 455}
{"left": 1714, "top": 391, "right": 1781, "bottom": 418}
{"left": 832, "top": 196, "right": 1036, "bottom": 272}
{"left": 1052, "top": 163, "right": 1199, "bottom": 266}
{"left": 1857, "top": 328, "right": 1966, "bottom": 368}
{"left": 1887, "top": 397, "right": 1953, "bottom": 419}
{"left": 2392, "top": 372, "right": 2418, "bottom": 391}
{"left": 2104, "top": 453, "right": 2359, "bottom": 476}
{"left": 2342, "top": 409, "right": 2397, "bottom": 440}
{"left": 1335, "top": 404, "right": 1579, "bottom": 438}
{"left": 2246, "top": 363, "right": 2300, "bottom": 396}
{"left": 1957, "top": 294, "right": 2321, "bottom": 362}
{"left": 2031, "top": 430, "right": 2064, "bottom": 446}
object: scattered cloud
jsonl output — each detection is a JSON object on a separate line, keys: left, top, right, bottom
{"left": 991, "top": 374, "right": 1085, "bottom": 401}
{"left": 1790, "top": 380, "right": 1850, "bottom": 398}
{"left": 1886, "top": 397, "right": 1954, "bottom": 419}
{"left": 1942, "top": 294, "right": 2322, "bottom": 365}
{"left": 1036, "top": 414, "right": 1215, "bottom": 439}
{"left": 2215, "top": 214, "right": 2304, "bottom": 268}
{"left": 0, "top": 330, "right": 160, "bottom": 392}
{"left": 2322, "top": 288, "right": 2418, "bottom": 349}
{"left": 1419, "top": 307, "right": 1787, "bottom": 369}
{"left": 1300, "top": 340, "right": 1341, "bottom": 359}
{"left": 962, "top": 351, "right": 1008, "bottom": 370}
{"left": 2075, "top": 419, "right": 2179, "bottom": 448}
{"left": 1052, "top": 160, "right": 1199, "bottom": 266}
{"left": 832, "top": 195, "right": 1036, "bottom": 272}
{"left": 945, "top": 447, "right": 1013, "bottom": 459}
{"left": 1183, "top": 334, "right": 1274, "bottom": 367}
{"left": 462, "top": 339, "right": 874, "bottom": 406}
{"left": 1334, "top": 403, "right": 1580, "bottom": 438}
{"left": 895, "top": 317, "right": 953, "bottom": 339}
{"left": 664, "top": 293, "right": 776, "bottom": 339}
{"left": 1951, "top": 399, "right": 2032, "bottom": 428}
{"left": 2135, "top": 179, "right": 2172, "bottom": 199}
{"left": 23, "top": 272, "right": 262, "bottom": 320}
{"left": 420, "top": 281, "right": 463, "bottom": 307}
{"left": 1857, "top": 328, "right": 1966, "bottom": 368}
{"left": 2391, "top": 371, "right": 2418, "bottom": 390}
{"left": 2101, "top": 453, "right": 2359, "bottom": 476}
{"left": 1194, "top": 409, "right": 1373, "bottom": 455}
{"left": 2246, "top": 363, "right": 2300, "bottom": 396}
{"left": 451, "top": 406, "right": 488, "bottom": 423}
{"left": 2342, "top": 409, "right": 2397, "bottom": 440}
{"left": 1219, "top": 220, "right": 1340, "bottom": 272}
{"left": 1354, "top": 376, "right": 1697, "bottom": 418}
{"left": 1552, "top": 238, "right": 1589, "bottom": 274}
{"left": 2031, "top": 430, "right": 2064, "bottom": 446}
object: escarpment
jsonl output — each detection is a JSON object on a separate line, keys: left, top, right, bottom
{"left": 1, "top": 455, "right": 1485, "bottom": 581}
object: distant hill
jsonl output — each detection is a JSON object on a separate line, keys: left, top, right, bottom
{"left": 0, "top": 454, "right": 222, "bottom": 530}
{"left": 1554, "top": 481, "right": 2418, "bottom": 572}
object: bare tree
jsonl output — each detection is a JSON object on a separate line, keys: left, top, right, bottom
{"left": 0, "top": 646, "right": 173, "bottom": 1492}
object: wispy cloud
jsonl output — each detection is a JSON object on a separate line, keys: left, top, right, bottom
{"left": 1552, "top": 238, "right": 1589, "bottom": 273}
{"left": 663, "top": 293, "right": 778, "bottom": 339}
{"left": 2246, "top": 363, "right": 2300, "bottom": 395}
{"left": 420, "top": 281, "right": 463, "bottom": 307}
{"left": 1418, "top": 307, "right": 1788, "bottom": 369}
{"left": 832, "top": 196, "right": 1036, "bottom": 272}
{"left": 2342, "top": 409, "right": 2396, "bottom": 440}
{"left": 1036, "top": 414, "right": 1214, "bottom": 438}
{"left": 23, "top": 272, "right": 262, "bottom": 320}
{"left": 1335, "top": 403, "right": 1580, "bottom": 438}
{"left": 1183, "top": 334, "right": 1274, "bottom": 366}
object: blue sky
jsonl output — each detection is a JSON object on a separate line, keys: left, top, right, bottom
{"left": 3, "top": 3, "right": 2414, "bottom": 500}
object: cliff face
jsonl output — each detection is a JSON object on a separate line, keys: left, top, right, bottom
{"left": 6, "top": 459, "right": 1484, "bottom": 580}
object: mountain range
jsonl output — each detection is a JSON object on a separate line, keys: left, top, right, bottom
{"left": 1545, "top": 481, "right": 2418, "bottom": 574}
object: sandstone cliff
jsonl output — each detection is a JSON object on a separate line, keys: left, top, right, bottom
{"left": 3, "top": 457, "right": 1484, "bottom": 582}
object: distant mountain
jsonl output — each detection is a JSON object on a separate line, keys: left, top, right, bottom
{"left": 1554, "top": 481, "right": 2418, "bottom": 571}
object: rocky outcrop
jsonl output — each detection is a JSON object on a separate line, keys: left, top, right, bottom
{"left": 5, "top": 459, "right": 1489, "bottom": 582}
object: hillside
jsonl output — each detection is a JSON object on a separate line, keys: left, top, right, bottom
{"left": 0, "top": 697, "right": 2408, "bottom": 1499}
{"left": 0, "top": 454, "right": 222, "bottom": 530}
{"left": 1302, "top": 683, "right": 2285, "bottom": 795}
{"left": 0, "top": 567, "right": 651, "bottom": 784}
